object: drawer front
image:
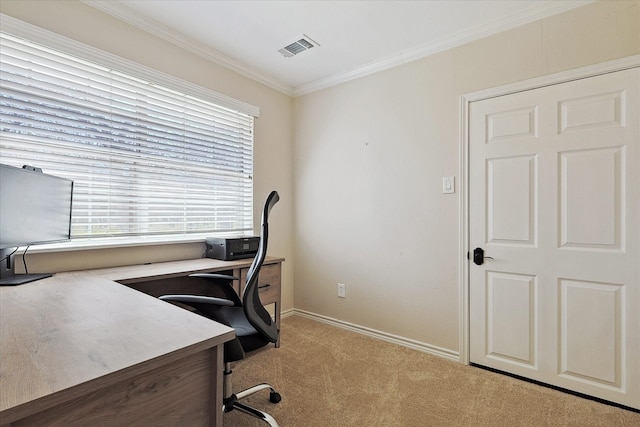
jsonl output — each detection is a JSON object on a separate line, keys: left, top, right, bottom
{"left": 241, "top": 263, "right": 280, "bottom": 305}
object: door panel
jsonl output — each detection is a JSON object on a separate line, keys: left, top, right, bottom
{"left": 487, "top": 155, "right": 537, "bottom": 245}
{"left": 559, "top": 279, "right": 622, "bottom": 387}
{"left": 559, "top": 147, "right": 623, "bottom": 249}
{"left": 469, "top": 67, "right": 639, "bottom": 409}
{"left": 486, "top": 271, "right": 537, "bottom": 367}
{"left": 559, "top": 90, "right": 624, "bottom": 133}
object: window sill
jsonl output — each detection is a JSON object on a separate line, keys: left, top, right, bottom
{"left": 20, "top": 232, "right": 253, "bottom": 254}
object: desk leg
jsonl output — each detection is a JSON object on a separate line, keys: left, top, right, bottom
{"left": 211, "top": 345, "right": 225, "bottom": 427}
{"left": 232, "top": 268, "right": 242, "bottom": 296}
{"left": 275, "top": 301, "right": 281, "bottom": 348}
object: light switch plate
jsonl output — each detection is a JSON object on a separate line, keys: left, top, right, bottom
{"left": 442, "top": 176, "right": 455, "bottom": 194}
{"left": 337, "top": 283, "right": 346, "bottom": 298}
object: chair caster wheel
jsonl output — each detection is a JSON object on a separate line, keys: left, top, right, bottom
{"left": 270, "top": 392, "right": 282, "bottom": 403}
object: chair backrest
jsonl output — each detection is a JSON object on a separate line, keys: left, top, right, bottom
{"left": 242, "top": 190, "right": 279, "bottom": 343}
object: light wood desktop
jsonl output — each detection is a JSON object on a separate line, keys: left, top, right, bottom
{"left": 0, "top": 256, "right": 284, "bottom": 426}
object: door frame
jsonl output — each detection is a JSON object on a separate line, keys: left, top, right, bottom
{"left": 458, "top": 54, "right": 640, "bottom": 365}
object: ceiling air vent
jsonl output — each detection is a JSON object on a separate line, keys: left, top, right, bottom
{"left": 278, "top": 34, "right": 320, "bottom": 58}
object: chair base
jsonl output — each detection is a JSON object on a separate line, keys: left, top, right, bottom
{"left": 232, "top": 401, "right": 279, "bottom": 426}
{"left": 223, "top": 365, "right": 281, "bottom": 427}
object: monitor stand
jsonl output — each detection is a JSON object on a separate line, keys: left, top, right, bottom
{"left": 0, "top": 249, "right": 53, "bottom": 286}
{"left": 0, "top": 273, "right": 53, "bottom": 286}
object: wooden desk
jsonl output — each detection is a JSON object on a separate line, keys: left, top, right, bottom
{"left": 0, "top": 257, "right": 284, "bottom": 426}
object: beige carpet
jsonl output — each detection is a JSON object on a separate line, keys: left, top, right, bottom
{"left": 226, "top": 316, "right": 639, "bottom": 426}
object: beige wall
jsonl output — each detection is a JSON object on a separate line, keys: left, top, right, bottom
{"left": 0, "top": 1, "right": 295, "bottom": 311}
{"left": 292, "top": 0, "right": 640, "bottom": 353}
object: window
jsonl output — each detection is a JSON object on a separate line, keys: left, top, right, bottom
{"left": 0, "top": 30, "right": 258, "bottom": 241}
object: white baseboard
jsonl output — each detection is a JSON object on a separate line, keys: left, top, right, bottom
{"left": 286, "top": 309, "right": 460, "bottom": 363}
{"left": 281, "top": 308, "right": 296, "bottom": 319}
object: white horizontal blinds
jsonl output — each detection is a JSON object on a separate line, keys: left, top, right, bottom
{"left": 0, "top": 32, "right": 254, "bottom": 239}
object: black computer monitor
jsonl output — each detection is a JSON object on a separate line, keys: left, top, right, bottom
{"left": 0, "top": 163, "right": 74, "bottom": 285}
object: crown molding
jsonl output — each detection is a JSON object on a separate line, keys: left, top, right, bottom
{"left": 83, "top": 0, "right": 593, "bottom": 98}
{"left": 293, "top": 0, "right": 593, "bottom": 96}
{"left": 82, "top": 0, "right": 294, "bottom": 96}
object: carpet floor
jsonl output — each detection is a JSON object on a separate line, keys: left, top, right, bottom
{"left": 226, "top": 315, "right": 639, "bottom": 426}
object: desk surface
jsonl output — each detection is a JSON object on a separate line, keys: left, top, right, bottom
{"left": 0, "top": 257, "right": 283, "bottom": 423}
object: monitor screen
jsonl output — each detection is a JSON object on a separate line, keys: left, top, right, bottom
{"left": 0, "top": 164, "right": 74, "bottom": 250}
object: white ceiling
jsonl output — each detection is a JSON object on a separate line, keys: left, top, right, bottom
{"left": 85, "top": 0, "right": 591, "bottom": 96}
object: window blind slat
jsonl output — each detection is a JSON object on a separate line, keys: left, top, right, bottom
{"left": 0, "top": 32, "right": 254, "bottom": 240}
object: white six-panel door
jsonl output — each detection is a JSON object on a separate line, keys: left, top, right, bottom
{"left": 469, "top": 67, "right": 639, "bottom": 409}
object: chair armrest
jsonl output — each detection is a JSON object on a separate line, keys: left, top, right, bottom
{"left": 189, "top": 273, "right": 239, "bottom": 281}
{"left": 159, "top": 294, "right": 235, "bottom": 306}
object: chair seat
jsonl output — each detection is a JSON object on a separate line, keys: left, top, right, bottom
{"left": 218, "top": 306, "right": 258, "bottom": 336}
{"left": 218, "top": 306, "right": 271, "bottom": 355}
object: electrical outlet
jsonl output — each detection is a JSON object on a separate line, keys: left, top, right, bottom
{"left": 337, "top": 283, "right": 346, "bottom": 298}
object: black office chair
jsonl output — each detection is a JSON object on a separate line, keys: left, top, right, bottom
{"left": 160, "top": 191, "right": 281, "bottom": 426}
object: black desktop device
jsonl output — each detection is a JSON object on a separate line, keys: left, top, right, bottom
{"left": 205, "top": 237, "right": 259, "bottom": 261}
